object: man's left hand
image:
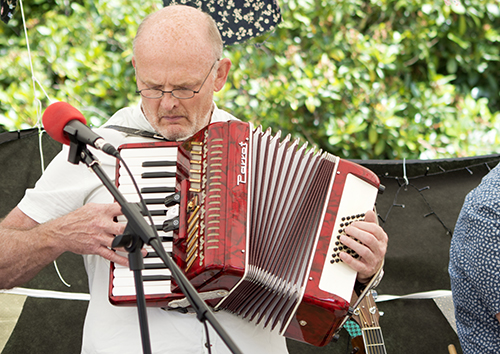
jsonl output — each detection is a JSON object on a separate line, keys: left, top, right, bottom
{"left": 338, "top": 209, "right": 388, "bottom": 283}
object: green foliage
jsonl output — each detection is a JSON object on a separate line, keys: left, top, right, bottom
{"left": 1, "top": 0, "right": 500, "bottom": 159}
{"left": 218, "top": 0, "right": 500, "bottom": 159}
{"left": 0, "top": 0, "right": 159, "bottom": 130}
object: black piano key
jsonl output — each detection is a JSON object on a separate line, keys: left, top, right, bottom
{"left": 159, "top": 236, "right": 173, "bottom": 242}
{"left": 142, "top": 160, "right": 176, "bottom": 167}
{"left": 144, "top": 263, "right": 167, "bottom": 269}
{"left": 142, "top": 171, "right": 176, "bottom": 178}
{"left": 143, "top": 275, "right": 171, "bottom": 281}
{"left": 144, "top": 209, "right": 166, "bottom": 216}
{"left": 144, "top": 198, "right": 165, "bottom": 205}
{"left": 141, "top": 186, "right": 176, "bottom": 194}
{"left": 145, "top": 251, "right": 171, "bottom": 258}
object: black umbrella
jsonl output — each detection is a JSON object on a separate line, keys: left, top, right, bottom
{"left": 163, "top": 0, "right": 282, "bottom": 45}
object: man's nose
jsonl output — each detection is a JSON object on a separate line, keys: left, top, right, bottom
{"left": 160, "top": 92, "right": 179, "bottom": 110}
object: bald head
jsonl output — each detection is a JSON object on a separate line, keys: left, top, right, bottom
{"left": 131, "top": 5, "right": 232, "bottom": 141}
{"left": 133, "top": 5, "right": 223, "bottom": 66}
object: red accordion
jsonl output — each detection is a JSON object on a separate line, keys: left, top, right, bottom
{"left": 109, "top": 120, "right": 381, "bottom": 346}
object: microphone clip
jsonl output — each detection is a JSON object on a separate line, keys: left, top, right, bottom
{"left": 65, "top": 125, "right": 86, "bottom": 165}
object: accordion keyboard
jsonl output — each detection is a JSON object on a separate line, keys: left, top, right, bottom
{"left": 111, "top": 145, "right": 178, "bottom": 297}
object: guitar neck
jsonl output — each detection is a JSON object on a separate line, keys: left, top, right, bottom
{"left": 350, "top": 289, "right": 388, "bottom": 354}
{"left": 362, "top": 327, "right": 387, "bottom": 354}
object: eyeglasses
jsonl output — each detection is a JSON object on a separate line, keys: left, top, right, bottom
{"left": 136, "top": 59, "right": 219, "bottom": 100}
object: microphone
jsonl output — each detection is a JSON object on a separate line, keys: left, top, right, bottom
{"left": 42, "top": 101, "right": 119, "bottom": 157}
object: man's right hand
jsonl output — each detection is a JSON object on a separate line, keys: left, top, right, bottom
{"left": 49, "top": 203, "right": 128, "bottom": 266}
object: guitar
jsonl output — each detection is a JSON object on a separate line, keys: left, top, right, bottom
{"left": 347, "top": 290, "right": 387, "bottom": 354}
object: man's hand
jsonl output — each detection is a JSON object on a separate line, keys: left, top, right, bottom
{"left": 51, "top": 203, "right": 129, "bottom": 266}
{"left": 338, "top": 210, "right": 387, "bottom": 283}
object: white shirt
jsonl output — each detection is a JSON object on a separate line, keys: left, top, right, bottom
{"left": 18, "top": 102, "right": 289, "bottom": 354}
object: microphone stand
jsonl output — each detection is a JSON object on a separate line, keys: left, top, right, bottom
{"left": 67, "top": 140, "right": 243, "bottom": 354}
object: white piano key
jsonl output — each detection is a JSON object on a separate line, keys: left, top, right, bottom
{"left": 156, "top": 231, "right": 174, "bottom": 239}
{"left": 141, "top": 165, "right": 177, "bottom": 173}
{"left": 141, "top": 215, "right": 169, "bottom": 227}
{"left": 112, "top": 275, "right": 172, "bottom": 286}
{"left": 118, "top": 177, "right": 176, "bottom": 187}
{"left": 112, "top": 283, "right": 172, "bottom": 296}
{"left": 121, "top": 154, "right": 177, "bottom": 162}
{"left": 144, "top": 242, "right": 172, "bottom": 253}
{"left": 143, "top": 257, "right": 168, "bottom": 265}
{"left": 113, "top": 267, "right": 171, "bottom": 277}
{"left": 120, "top": 147, "right": 177, "bottom": 159}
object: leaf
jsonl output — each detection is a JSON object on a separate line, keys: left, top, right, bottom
{"left": 447, "top": 33, "right": 469, "bottom": 50}
{"left": 368, "top": 125, "right": 378, "bottom": 144}
{"left": 447, "top": 58, "right": 458, "bottom": 74}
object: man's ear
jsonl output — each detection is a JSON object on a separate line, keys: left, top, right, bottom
{"left": 214, "top": 58, "right": 232, "bottom": 92}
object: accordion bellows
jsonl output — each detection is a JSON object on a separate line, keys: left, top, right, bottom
{"left": 110, "top": 120, "right": 381, "bottom": 346}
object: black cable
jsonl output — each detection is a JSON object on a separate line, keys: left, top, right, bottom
{"left": 203, "top": 320, "right": 213, "bottom": 354}
{"left": 379, "top": 158, "right": 500, "bottom": 181}
{"left": 381, "top": 181, "right": 453, "bottom": 236}
{"left": 411, "top": 183, "right": 453, "bottom": 236}
{"left": 380, "top": 182, "right": 405, "bottom": 225}
{"left": 376, "top": 158, "right": 499, "bottom": 236}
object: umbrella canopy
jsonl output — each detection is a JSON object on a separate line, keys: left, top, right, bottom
{"left": 163, "top": 0, "right": 282, "bottom": 45}
{"left": 1, "top": 0, "right": 17, "bottom": 24}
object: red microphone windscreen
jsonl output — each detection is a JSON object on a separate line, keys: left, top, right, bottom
{"left": 42, "top": 101, "right": 87, "bottom": 145}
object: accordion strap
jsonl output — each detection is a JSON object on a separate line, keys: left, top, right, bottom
{"left": 105, "top": 125, "right": 172, "bottom": 141}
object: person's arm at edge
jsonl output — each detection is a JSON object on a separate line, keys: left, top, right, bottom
{"left": 0, "top": 204, "right": 128, "bottom": 289}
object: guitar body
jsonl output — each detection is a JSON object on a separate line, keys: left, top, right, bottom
{"left": 350, "top": 335, "right": 366, "bottom": 354}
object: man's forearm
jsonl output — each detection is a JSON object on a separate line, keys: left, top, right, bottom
{"left": 0, "top": 222, "right": 63, "bottom": 289}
